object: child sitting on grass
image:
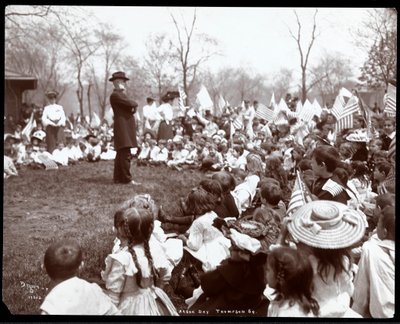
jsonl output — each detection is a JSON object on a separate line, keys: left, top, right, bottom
{"left": 373, "top": 161, "right": 394, "bottom": 195}
{"left": 149, "top": 139, "right": 169, "bottom": 165}
{"left": 40, "top": 239, "right": 119, "bottom": 315}
{"left": 4, "top": 142, "right": 18, "bottom": 179}
{"left": 211, "top": 171, "right": 239, "bottom": 219}
{"left": 253, "top": 183, "right": 285, "bottom": 225}
{"left": 102, "top": 206, "right": 178, "bottom": 315}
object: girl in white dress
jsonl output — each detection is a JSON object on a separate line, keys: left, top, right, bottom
{"left": 178, "top": 180, "right": 231, "bottom": 273}
{"left": 102, "top": 206, "right": 179, "bottom": 316}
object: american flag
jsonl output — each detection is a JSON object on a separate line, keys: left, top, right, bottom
{"left": 37, "top": 154, "right": 59, "bottom": 170}
{"left": 388, "top": 136, "right": 396, "bottom": 161}
{"left": 342, "top": 95, "right": 360, "bottom": 118}
{"left": 322, "top": 179, "right": 344, "bottom": 197}
{"left": 286, "top": 171, "right": 314, "bottom": 218}
{"left": 295, "top": 100, "right": 303, "bottom": 113}
{"left": 21, "top": 112, "right": 37, "bottom": 142}
{"left": 255, "top": 103, "right": 274, "bottom": 122}
{"left": 384, "top": 83, "right": 396, "bottom": 117}
{"left": 232, "top": 116, "right": 243, "bottom": 130}
{"left": 331, "top": 95, "right": 345, "bottom": 120}
{"left": 333, "top": 96, "right": 360, "bottom": 133}
{"left": 335, "top": 114, "right": 354, "bottom": 133}
{"left": 178, "top": 85, "right": 187, "bottom": 112}
{"left": 298, "top": 99, "right": 315, "bottom": 122}
{"left": 215, "top": 94, "right": 226, "bottom": 117}
{"left": 273, "top": 99, "right": 289, "bottom": 125}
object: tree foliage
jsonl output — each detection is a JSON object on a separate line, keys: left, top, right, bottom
{"left": 359, "top": 30, "right": 397, "bottom": 89}
{"left": 356, "top": 8, "right": 397, "bottom": 89}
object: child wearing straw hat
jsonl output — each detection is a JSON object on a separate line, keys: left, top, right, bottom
{"left": 285, "top": 200, "right": 367, "bottom": 317}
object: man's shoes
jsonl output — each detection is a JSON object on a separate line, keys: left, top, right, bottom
{"left": 129, "top": 180, "right": 141, "bottom": 185}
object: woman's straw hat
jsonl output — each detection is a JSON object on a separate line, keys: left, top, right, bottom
{"left": 287, "top": 200, "right": 366, "bottom": 249}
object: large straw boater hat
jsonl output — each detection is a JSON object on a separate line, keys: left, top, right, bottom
{"left": 287, "top": 200, "right": 366, "bottom": 249}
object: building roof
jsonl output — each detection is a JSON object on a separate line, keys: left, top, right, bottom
{"left": 5, "top": 69, "right": 37, "bottom": 81}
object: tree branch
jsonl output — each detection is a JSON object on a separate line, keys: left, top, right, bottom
{"left": 304, "top": 9, "right": 318, "bottom": 69}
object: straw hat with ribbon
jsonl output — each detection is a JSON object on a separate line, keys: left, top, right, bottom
{"left": 287, "top": 200, "right": 366, "bottom": 249}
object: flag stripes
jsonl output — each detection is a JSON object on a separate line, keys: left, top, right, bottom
{"left": 232, "top": 116, "right": 243, "bottom": 130}
{"left": 37, "top": 155, "right": 59, "bottom": 170}
{"left": 331, "top": 95, "right": 344, "bottom": 120}
{"left": 341, "top": 96, "right": 360, "bottom": 118}
{"left": 255, "top": 103, "right": 274, "bottom": 121}
{"left": 335, "top": 115, "right": 354, "bottom": 133}
{"left": 322, "top": 179, "right": 344, "bottom": 197}
{"left": 384, "top": 83, "right": 396, "bottom": 117}
{"left": 21, "top": 112, "right": 37, "bottom": 142}
{"left": 388, "top": 136, "right": 396, "bottom": 160}
{"left": 286, "top": 171, "right": 314, "bottom": 217}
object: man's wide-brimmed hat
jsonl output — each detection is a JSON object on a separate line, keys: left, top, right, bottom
{"left": 287, "top": 200, "right": 366, "bottom": 249}
{"left": 109, "top": 71, "right": 129, "bottom": 82}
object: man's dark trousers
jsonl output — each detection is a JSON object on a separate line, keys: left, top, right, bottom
{"left": 114, "top": 147, "right": 132, "bottom": 183}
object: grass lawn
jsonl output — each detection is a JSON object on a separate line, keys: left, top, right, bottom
{"left": 3, "top": 160, "right": 204, "bottom": 314}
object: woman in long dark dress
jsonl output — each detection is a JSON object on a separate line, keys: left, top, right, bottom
{"left": 157, "top": 94, "right": 174, "bottom": 141}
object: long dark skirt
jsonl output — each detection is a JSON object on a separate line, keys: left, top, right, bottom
{"left": 158, "top": 121, "right": 174, "bottom": 141}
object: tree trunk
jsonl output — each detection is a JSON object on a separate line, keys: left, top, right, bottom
{"left": 87, "top": 83, "right": 92, "bottom": 122}
{"left": 301, "top": 69, "right": 307, "bottom": 104}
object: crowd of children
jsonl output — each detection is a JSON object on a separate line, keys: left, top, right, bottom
{"left": 10, "top": 95, "right": 395, "bottom": 318}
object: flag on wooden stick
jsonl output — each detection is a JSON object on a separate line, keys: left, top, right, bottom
{"left": 298, "top": 99, "right": 315, "bottom": 122}
{"left": 335, "top": 115, "right": 354, "bottom": 133}
{"left": 269, "top": 92, "right": 276, "bottom": 110}
{"left": 21, "top": 112, "right": 37, "bottom": 142}
{"left": 215, "top": 94, "right": 226, "bottom": 117}
{"left": 384, "top": 83, "right": 396, "bottom": 117}
{"left": 286, "top": 170, "right": 314, "bottom": 218}
{"left": 255, "top": 102, "right": 275, "bottom": 122}
{"left": 196, "top": 85, "right": 213, "bottom": 116}
{"left": 90, "top": 111, "right": 101, "bottom": 129}
{"left": 232, "top": 116, "right": 244, "bottom": 130}
{"left": 388, "top": 136, "right": 396, "bottom": 161}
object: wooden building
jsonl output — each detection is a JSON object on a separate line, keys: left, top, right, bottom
{"left": 5, "top": 69, "right": 37, "bottom": 122}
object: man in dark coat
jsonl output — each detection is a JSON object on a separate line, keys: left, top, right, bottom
{"left": 109, "top": 71, "right": 140, "bottom": 185}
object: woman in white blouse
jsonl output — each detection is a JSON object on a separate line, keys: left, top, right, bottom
{"left": 157, "top": 94, "right": 174, "bottom": 141}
